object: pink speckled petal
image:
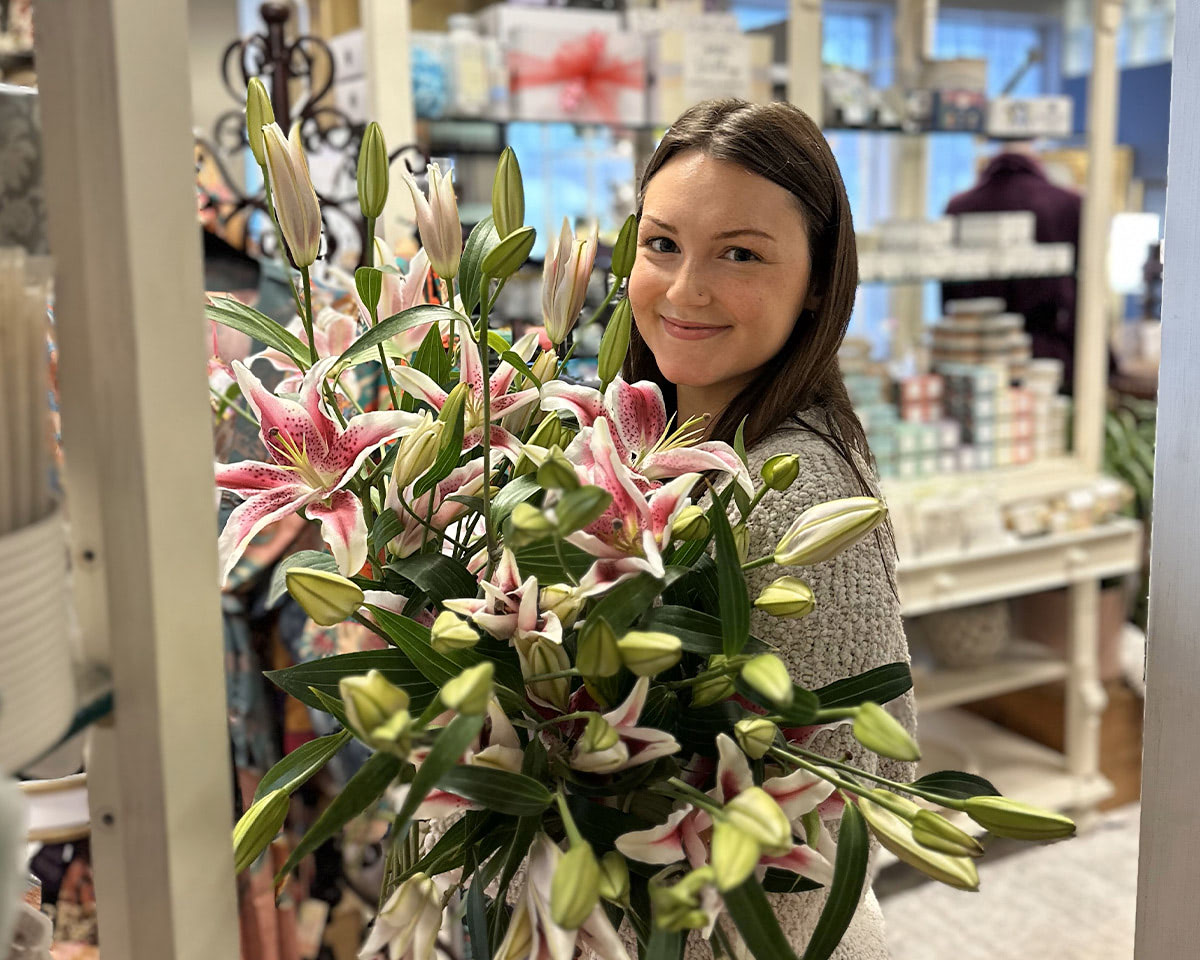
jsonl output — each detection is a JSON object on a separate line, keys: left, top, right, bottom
{"left": 455, "top": 319, "right": 486, "bottom": 398}
{"left": 539, "top": 380, "right": 605, "bottom": 428}
{"left": 296, "top": 356, "right": 342, "bottom": 453}
{"left": 304, "top": 489, "right": 368, "bottom": 575}
{"left": 316, "top": 409, "right": 423, "bottom": 488}
{"left": 214, "top": 459, "right": 298, "bottom": 495}
{"left": 603, "top": 378, "right": 666, "bottom": 461}
{"left": 218, "top": 483, "right": 317, "bottom": 585}
{"left": 460, "top": 425, "right": 526, "bottom": 464}
{"left": 488, "top": 387, "right": 540, "bottom": 421}
{"left": 488, "top": 330, "right": 540, "bottom": 396}
{"left": 646, "top": 472, "right": 701, "bottom": 540}
{"left": 392, "top": 364, "right": 449, "bottom": 412}
{"left": 231, "top": 360, "right": 327, "bottom": 465}
{"left": 642, "top": 443, "right": 753, "bottom": 498}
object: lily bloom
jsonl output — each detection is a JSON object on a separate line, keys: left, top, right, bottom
{"left": 570, "top": 676, "right": 680, "bottom": 774}
{"left": 392, "top": 322, "right": 540, "bottom": 463}
{"left": 383, "top": 458, "right": 487, "bottom": 558}
{"left": 261, "top": 122, "right": 321, "bottom": 268}
{"left": 495, "top": 834, "right": 630, "bottom": 960}
{"left": 215, "top": 356, "right": 421, "bottom": 582}
{"left": 542, "top": 217, "right": 599, "bottom": 345}
{"left": 401, "top": 160, "right": 461, "bottom": 280}
{"left": 541, "top": 377, "right": 752, "bottom": 497}
{"left": 252, "top": 305, "right": 358, "bottom": 394}
{"left": 357, "top": 871, "right": 442, "bottom": 960}
{"left": 442, "top": 548, "right": 529, "bottom": 640}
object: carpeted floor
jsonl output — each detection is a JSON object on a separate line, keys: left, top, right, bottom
{"left": 879, "top": 804, "right": 1139, "bottom": 960}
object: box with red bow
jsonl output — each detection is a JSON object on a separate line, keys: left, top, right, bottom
{"left": 507, "top": 29, "right": 648, "bottom": 126}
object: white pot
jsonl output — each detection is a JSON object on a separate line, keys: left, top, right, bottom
{"left": 0, "top": 510, "right": 73, "bottom": 775}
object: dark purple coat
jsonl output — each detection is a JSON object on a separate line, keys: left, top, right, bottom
{"left": 941, "top": 152, "right": 1082, "bottom": 390}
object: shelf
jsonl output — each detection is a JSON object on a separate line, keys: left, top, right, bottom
{"left": 882, "top": 457, "right": 1094, "bottom": 506}
{"left": 859, "top": 268, "right": 1073, "bottom": 285}
{"left": 912, "top": 640, "right": 1068, "bottom": 713}
{"left": 896, "top": 516, "right": 1142, "bottom": 617}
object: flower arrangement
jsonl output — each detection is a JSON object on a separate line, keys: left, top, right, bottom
{"left": 213, "top": 88, "right": 1076, "bottom": 960}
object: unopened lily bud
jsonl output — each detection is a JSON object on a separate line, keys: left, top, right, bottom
{"left": 530, "top": 349, "right": 558, "bottom": 386}
{"left": 753, "top": 576, "right": 816, "bottom": 619}
{"left": 482, "top": 225, "right": 537, "bottom": 280}
{"left": 577, "top": 618, "right": 621, "bottom": 678}
{"left": 774, "top": 497, "right": 888, "bottom": 567}
{"left": 691, "top": 654, "right": 736, "bottom": 707}
{"left": 525, "top": 637, "right": 570, "bottom": 711}
{"left": 245, "top": 77, "right": 274, "bottom": 167}
{"left": 912, "top": 809, "right": 985, "bottom": 858}
{"left": 540, "top": 583, "right": 584, "bottom": 630}
{"left": 262, "top": 122, "right": 322, "bottom": 268}
{"left": 509, "top": 502, "right": 556, "bottom": 547}
{"left": 723, "top": 786, "right": 792, "bottom": 856}
{"left": 853, "top": 702, "right": 921, "bottom": 762}
{"left": 437, "top": 383, "right": 468, "bottom": 442}
{"left": 340, "top": 670, "right": 412, "bottom": 754}
{"left": 491, "top": 146, "right": 525, "bottom": 238}
{"left": 616, "top": 630, "right": 682, "bottom": 677}
{"left": 392, "top": 412, "right": 443, "bottom": 489}
{"left": 598, "top": 851, "right": 630, "bottom": 903}
{"left": 430, "top": 610, "right": 479, "bottom": 654}
{"left": 537, "top": 445, "right": 580, "bottom": 491}
{"left": 734, "top": 717, "right": 778, "bottom": 760}
{"left": 610, "top": 214, "right": 637, "bottom": 280}
{"left": 579, "top": 713, "right": 620, "bottom": 753}
{"left": 440, "top": 662, "right": 494, "bottom": 715}
{"left": 597, "top": 297, "right": 632, "bottom": 390}
{"left": 741, "top": 654, "right": 794, "bottom": 707}
{"left": 233, "top": 787, "right": 289, "bottom": 873}
{"left": 864, "top": 787, "right": 921, "bottom": 819}
{"left": 528, "top": 412, "right": 562, "bottom": 449}
{"left": 402, "top": 160, "right": 461, "bottom": 279}
{"left": 551, "top": 842, "right": 601, "bottom": 930}
{"left": 542, "top": 218, "right": 599, "bottom": 345}
{"left": 858, "top": 794, "right": 979, "bottom": 891}
{"left": 671, "top": 504, "right": 709, "bottom": 542}
{"left": 356, "top": 121, "right": 389, "bottom": 220}
{"left": 760, "top": 454, "right": 800, "bottom": 491}
{"left": 733, "top": 524, "right": 749, "bottom": 564}
{"left": 286, "top": 567, "right": 364, "bottom": 626}
{"left": 962, "top": 796, "right": 1076, "bottom": 841}
{"left": 651, "top": 879, "right": 707, "bottom": 933}
{"left": 710, "top": 819, "right": 761, "bottom": 892}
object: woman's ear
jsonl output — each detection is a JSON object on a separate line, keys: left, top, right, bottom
{"left": 803, "top": 289, "right": 823, "bottom": 314}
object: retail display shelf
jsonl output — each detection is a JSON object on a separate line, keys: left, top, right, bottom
{"left": 912, "top": 640, "right": 1069, "bottom": 713}
{"left": 881, "top": 457, "right": 1092, "bottom": 505}
{"left": 858, "top": 267, "right": 1073, "bottom": 284}
{"left": 896, "top": 516, "right": 1142, "bottom": 617}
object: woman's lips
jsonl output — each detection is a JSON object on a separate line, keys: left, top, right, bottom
{"left": 661, "top": 315, "right": 728, "bottom": 341}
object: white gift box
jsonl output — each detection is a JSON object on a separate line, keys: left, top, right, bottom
{"left": 476, "top": 4, "right": 620, "bottom": 40}
{"left": 645, "top": 25, "right": 752, "bottom": 126}
{"left": 987, "top": 95, "right": 1074, "bottom": 139}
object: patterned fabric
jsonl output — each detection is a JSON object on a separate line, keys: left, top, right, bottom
{"left": 0, "top": 83, "right": 47, "bottom": 254}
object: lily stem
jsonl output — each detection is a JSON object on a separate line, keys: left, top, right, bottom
{"left": 778, "top": 743, "right": 963, "bottom": 809}
{"left": 210, "top": 387, "right": 259, "bottom": 427}
{"left": 583, "top": 278, "right": 620, "bottom": 329}
{"left": 365, "top": 217, "right": 401, "bottom": 410}
{"left": 524, "top": 668, "right": 582, "bottom": 684}
{"left": 766, "top": 746, "right": 866, "bottom": 797}
{"left": 741, "top": 555, "right": 774, "bottom": 572}
{"left": 299, "top": 265, "right": 317, "bottom": 365}
{"left": 534, "top": 710, "right": 596, "bottom": 731}
{"left": 351, "top": 612, "right": 393, "bottom": 647}
{"left": 477, "top": 275, "right": 498, "bottom": 578}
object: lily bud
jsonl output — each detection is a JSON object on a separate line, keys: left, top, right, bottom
{"left": 262, "top": 122, "right": 322, "bottom": 268}
{"left": 509, "top": 502, "right": 556, "bottom": 548}
{"left": 482, "top": 225, "right": 536, "bottom": 280}
{"left": 440, "top": 662, "right": 494, "bottom": 716}
{"left": 530, "top": 349, "right": 558, "bottom": 386}
{"left": 723, "top": 786, "right": 793, "bottom": 856}
{"left": 598, "top": 850, "right": 630, "bottom": 903}
{"left": 540, "top": 583, "right": 584, "bottom": 630}
{"left": 233, "top": 787, "right": 289, "bottom": 873}
{"left": 616, "top": 630, "right": 682, "bottom": 677}
{"left": 437, "top": 382, "right": 469, "bottom": 441}
{"left": 392, "top": 412, "right": 443, "bottom": 489}
{"left": 610, "top": 214, "right": 637, "bottom": 280}
{"left": 774, "top": 496, "right": 888, "bottom": 567}
{"left": 864, "top": 787, "right": 920, "bottom": 819}
{"left": 577, "top": 618, "right": 622, "bottom": 678}
{"left": 963, "top": 796, "right": 1076, "bottom": 841}
{"left": 691, "top": 655, "right": 735, "bottom": 707}
{"left": 740, "top": 653, "right": 794, "bottom": 707}
{"left": 853, "top": 702, "right": 921, "bottom": 762}
{"left": 526, "top": 637, "right": 571, "bottom": 711}
{"left": 430, "top": 610, "right": 479, "bottom": 654}
{"left": 491, "top": 146, "right": 525, "bottom": 238}
{"left": 753, "top": 576, "right": 816, "bottom": 619}
{"left": 579, "top": 713, "right": 620, "bottom": 753}
{"left": 651, "top": 878, "right": 708, "bottom": 933}
{"left": 356, "top": 121, "right": 389, "bottom": 220}
{"left": 340, "top": 670, "right": 412, "bottom": 754}
{"left": 858, "top": 794, "right": 979, "bottom": 891}
{"left": 402, "top": 160, "right": 461, "bottom": 279}
{"left": 733, "top": 524, "right": 749, "bottom": 564}
{"left": 285, "top": 567, "right": 364, "bottom": 626}
{"left": 710, "top": 819, "right": 761, "bottom": 892}
{"left": 551, "top": 842, "right": 602, "bottom": 929}
{"left": 760, "top": 453, "right": 801, "bottom": 491}
{"left": 245, "top": 77, "right": 274, "bottom": 167}
{"left": 537, "top": 445, "right": 580, "bottom": 491}
{"left": 912, "top": 809, "right": 985, "bottom": 858}
{"left": 597, "top": 297, "right": 632, "bottom": 389}
{"left": 671, "top": 504, "right": 709, "bottom": 542}
{"left": 734, "top": 717, "right": 778, "bottom": 760}
{"left": 542, "top": 218, "right": 599, "bottom": 345}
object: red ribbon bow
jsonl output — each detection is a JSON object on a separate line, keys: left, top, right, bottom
{"left": 510, "top": 31, "right": 644, "bottom": 124}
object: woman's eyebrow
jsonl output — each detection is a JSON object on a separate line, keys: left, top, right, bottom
{"left": 643, "top": 216, "right": 775, "bottom": 242}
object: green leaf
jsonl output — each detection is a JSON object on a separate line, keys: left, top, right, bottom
{"left": 735, "top": 679, "right": 820, "bottom": 726}
{"left": 486, "top": 330, "right": 513, "bottom": 356}
{"left": 355, "top": 266, "right": 383, "bottom": 317}
{"left": 645, "top": 927, "right": 684, "bottom": 960}
{"left": 391, "top": 714, "right": 486, "bottom": 840}
{"left": 370, "top": 509, "right": 404, "bottom": 550}
{"left": 459, "top": 216, "right": 501, "bottom": 316}
{"left": 491, "top": 739, "right": 549, "bottom": 946}
{"left": 589, "top": 573, "right": 663, "bottom": 634}
{"left": 800, "top": 801, "right": 868, "bottom": 960}
{"left": 253, "top": 730, "right": 352, "bottom": 804}
{"left": 500, "top": 351, "right": 542, "bottom": 389}
{"left": 268, "top": 550, "right": 339, "bottom": 607}
{"left": 413, "top": 392, "right": 466, "bottom": 497}
{"left": 678, "top": 701, "right": 746, "bottom": 757}
{"left": 467, "top": 862, "right": 492, "bottom": 960}
{"left": 387, "top": 553, "right": 477, "bottom": 606}
{"left": 266, "top": 650, "right": 437, "bottom": 714}
{"left": 762, "top": 869, "right": 823, "bottom": 894}
{"left": 639, "top": 684, "right": 679, "bottom": 731}
{"left": 514, "top": 541, "right": 593, "bottom": 584}
{"left": 367, "top": 605, "right": 469, "bottom": 686}
{"left": 309, "top": 686, "right": 352, "bottom": 728}
{"left": 206, "top": 296, "right": 309, "bottom": 369}
{"left": 434, "top": 766, "right": 552, "bottom": 816}
{"left": 708, "top": 486, "right": 749, "bottom": 657}
{"left": 813, "top": 662, "right": 913, "bottom": 710}
{"left": 555, "top": 486, "right": 612, "bottom": 537}
{"left": 411, "top": 322, "right": 451, "bottom": 384}
{"left": 274, "top": 751, "right": 402, "bottom": 886}
{"left": 724, "top": 878, "right": 801, "bottom": 960}
{"left": 908, "top": 770, "right": 1001, "bottom": 800}
{"left": 566, "top": 794, "right": 651, "bottom": 854}
{"left": 733, "top": 417, "right": 749, "bottom": 468}
{"left": 340, "top": 305, "right": 460, "bottom": 366}
{"left": 641, "top": 606, "right": 768, "bottom": 655}
{"left": 491, "top": 475, "right": 540, "bottom": 526}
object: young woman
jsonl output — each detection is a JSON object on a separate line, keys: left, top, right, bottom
{"left": 625, "top": 98, "right": 915, "bottom": 958}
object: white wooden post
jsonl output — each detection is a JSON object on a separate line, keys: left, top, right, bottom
{"left": 787, "top": 0, "right": 822, "bottom": 120}
{"left": 1135, "top": 0, "right": 1200, "bottom": 953}
{"left": 33, "top": 0, "right": 239, "bottom": 956}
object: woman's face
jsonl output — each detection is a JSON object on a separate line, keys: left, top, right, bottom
{"left": 628, "top": 150, "right": 815, "bottom": 396}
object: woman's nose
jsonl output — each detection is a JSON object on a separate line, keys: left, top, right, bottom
{"left": 665, "top": 259, "right": 710, "bottom": 307}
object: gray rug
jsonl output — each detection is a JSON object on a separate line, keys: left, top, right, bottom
{"left": 879, "top": 804, "right": 1139, "bottom": 960}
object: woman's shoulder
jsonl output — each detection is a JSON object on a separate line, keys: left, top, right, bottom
{"left": 747, "top": 408, "right": 878, "bottom": 507}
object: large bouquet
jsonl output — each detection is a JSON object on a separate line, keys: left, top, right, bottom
{"left": 214, "top": 85, "right": 1075, "bottom": 960}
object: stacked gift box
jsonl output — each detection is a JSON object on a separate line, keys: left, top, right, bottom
{"left": 929, "top": 298, "right": 1032, "bottom": 381}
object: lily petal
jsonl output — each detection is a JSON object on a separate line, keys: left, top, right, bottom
{"left": 540, "top": 379, "right": 605, "bottom": 427}
{"left": 317, "top": 409, "right": 424, "bottom": 488}
{"left": 714, "top": 733, "right": 754, "bottom": 803}
{"left": 218, "top": 484, "right": 319, "bottom": 584}
{"left": 760, "top": 843, "right": 836, "bottom": 887}
{"left": 392, "top": 364, "right": 449, "bottom": 412}
{"left": 605, "top": 378, "right": 667, "bottom": 463}
{"left": 305, "top": 489, "right": 369, "bottom": 575}
{"left": 615, "top": 808, "right": 689, "bottom": 865}
{"left": 765, "top": 767, "right": 837, "bottom": 821}
{"left": 214, "top": 459, "right": 300, "bottom": 496}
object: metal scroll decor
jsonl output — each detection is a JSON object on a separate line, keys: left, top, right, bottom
{"left": 194, "top": 1, "right": 426, "bottom": 269}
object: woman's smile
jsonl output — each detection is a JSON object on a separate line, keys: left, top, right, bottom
{"left": 660, "top": 315, "right": 730, "bottom": 341}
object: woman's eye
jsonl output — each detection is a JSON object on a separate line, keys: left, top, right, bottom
{"left": 642, "top": 236, "right": 678, "bottom": 254}
{"left": 723, "top": 247, "right": 760, "bottom": 263}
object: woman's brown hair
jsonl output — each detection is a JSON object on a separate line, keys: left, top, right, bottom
{"left": 624, "top": 97, "right": 870, "bottom": 466}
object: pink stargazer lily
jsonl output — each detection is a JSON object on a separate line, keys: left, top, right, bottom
{"left": 541, "top": 376, "right": 752, "bottom": 497}
{"left": 252, "top": 306, "right": 359, "bottom": 394}
{"left": 214, "top": 356, "right": 421, "bottom": 583}
{"left": 383, "top": 458, "right": 487, "bottom": 558}
{"left": 355, "top": 247, "right": 444, "bottom": 358}
{"left": 442, "top": 548, "right": 529, "bottom": 639}
{"left": 570, "top": 676, "right": 680, "bottom": 773}
{"left": 392, "top": 321, "right": 539, "bottom": 464}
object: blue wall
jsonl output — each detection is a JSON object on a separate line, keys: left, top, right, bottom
{"left": 1065, "top": 61, "right": 1172, "bottom": 182}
